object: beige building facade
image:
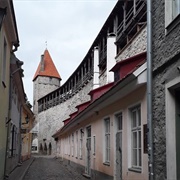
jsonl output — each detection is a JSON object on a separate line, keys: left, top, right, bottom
{"left": 0, "top": 1, "right": 19, "bottom": 179}
{"left": 53, "top": 57, "right": 148, "bottom": 179}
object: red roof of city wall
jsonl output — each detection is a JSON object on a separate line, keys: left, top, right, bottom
{"left": 33, "top": 49, "right": 61, "bottom": 81}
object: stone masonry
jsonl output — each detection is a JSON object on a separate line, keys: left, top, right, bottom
{"left": 36, "top": 79, "right": 93, "bottom": 154}
{"left": 33, "top": 76, "right": 60, "bottom": 115}
{"left": 116, "top": 27, "right": 147, "bottom": 62}
{"left": 152, "top": 0, "right": 180, "bottom": 179}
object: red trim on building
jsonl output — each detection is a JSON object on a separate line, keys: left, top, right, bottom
{"left": 111, "top": 51, "right": 146, "bottom": 81}
{"left": 88, "top": 82, "right": 114, "bottom": 102}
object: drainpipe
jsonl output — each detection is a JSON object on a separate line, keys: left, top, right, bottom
{"left": 147, "top": 0, "right": 154, "bottom": 179}
{"left": 18, "top": 105, "right": 22, "bottom": 164}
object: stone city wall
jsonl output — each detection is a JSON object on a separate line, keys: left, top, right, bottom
{"left": 37, "top": 79, "right": 93, "bottom": 154}
{"left": 116, "top": 27, "right": 147, "bottom": 62}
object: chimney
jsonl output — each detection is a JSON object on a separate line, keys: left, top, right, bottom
{"left": 106, "top": 33, "right": 116, "bottom": 83}
{"left": 40, "top": 54, "right": 44, "bottom": 71}
{"left": 93, "top": 46, "right": 100, "bottom": 89}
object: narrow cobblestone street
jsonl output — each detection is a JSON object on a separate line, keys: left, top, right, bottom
{"left": 23, "top": 156, "right": 87, "bottom": 180}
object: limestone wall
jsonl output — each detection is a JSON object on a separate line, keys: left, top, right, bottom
{"left": 36, "top": 79, "right": 93, "bottom": 154}
{"left": 116, "top": 27, "right": 147, "bottom": 62}
{"left": 33, "top": 76, "right": 60, "bottom": 115}
{"left": 99, "top": 71, "right": 107, "bottom": 86}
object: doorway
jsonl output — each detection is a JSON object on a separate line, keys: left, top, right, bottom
{"left": 115, "top": 113, "right": 122, "bottom": 180}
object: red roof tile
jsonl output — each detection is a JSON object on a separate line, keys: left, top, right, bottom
{"left": 33, "top": 49, "right": 61, "bottom": 81}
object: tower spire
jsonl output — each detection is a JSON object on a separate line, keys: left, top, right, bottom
{"left": 33, "top": 49, "right": 61, "bottom": 81}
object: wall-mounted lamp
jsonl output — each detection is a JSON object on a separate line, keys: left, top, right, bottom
{"left": 80, "top": 129, "right": 84, "bottom": 134}
{"left": 0, "top": 7, "right": 7, "bottom": 30}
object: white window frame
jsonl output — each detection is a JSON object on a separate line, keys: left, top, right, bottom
{"left": 165, "top": 0, "right": 180, "bottom": 27}
{"left": 72, "top": 133, "right": 74, "bottom": 157}
{"left": 115, "top": 112, "right": 123, "bottom": 132}
{"left": 76, "top": 131, "right": 78, "bottom": 158}
{"left": 79, "top": 129, "right": 83, "bottom": 159}
{"left": 172, "top": 0, "right": 180, "bottom": 19}
{"left": 93, "top": 135, "right": 96, "bottom": 156}
{"left": 130, "top": 105, "right": 142, "bottom": 170}
{"left": 165, "top": 77, "right": 180, "bottom": 180}
{"left": 104, "top": 117, "right": 110, "bottom": 164}
{"left": 68, "top": 135, "right": 70, "bottom": 156}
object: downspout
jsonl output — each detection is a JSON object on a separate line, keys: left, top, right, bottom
{"left": 147, "top": 0, "right": 154, "bottom": 179}
{"left": 18, "top": 105, "right": 22, "bottom": 164}
{"left": 4, "top": 69, "right": 12, "bottom": 178}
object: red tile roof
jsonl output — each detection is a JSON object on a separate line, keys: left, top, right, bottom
{"left": 33, "top": 49, "right": 61, "bottom": 81}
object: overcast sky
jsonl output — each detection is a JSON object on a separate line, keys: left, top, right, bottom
{"left": 13, "top": 0, "right": 117, "bottom": 105}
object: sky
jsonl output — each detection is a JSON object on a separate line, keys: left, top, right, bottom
{"left": 13, "top": 0, "right": 117, "bottom": 105}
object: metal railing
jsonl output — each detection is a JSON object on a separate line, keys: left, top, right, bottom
{"left": 116, "top": 0, "right": 146, "bottom": 41}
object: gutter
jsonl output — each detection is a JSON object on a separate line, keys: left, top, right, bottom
{"left": 147, "top": 0, "right": 154, "bottom": 179}
{"left": 10, "top": 0, "right": 20, "bottom": 52}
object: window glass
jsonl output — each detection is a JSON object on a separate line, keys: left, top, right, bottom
{"left": 173, "top": 0, "right": 180, "bottom": 18}
{"left": 131, "top": 105, "right": 141, "bottom": 168}
{"left": 104, "top": 118, "right": 110, "bottom": 163}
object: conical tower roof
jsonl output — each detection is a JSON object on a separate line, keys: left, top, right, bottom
{"left": 33, "top": 49, "right": 61, "bottom": 81}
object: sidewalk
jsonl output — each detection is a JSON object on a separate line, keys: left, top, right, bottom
{"left": 8, "top": 157, "right": 35, "bottom": 180}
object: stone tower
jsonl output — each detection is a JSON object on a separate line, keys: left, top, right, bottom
{"left": 33, "top": 49, "right": 61, "bottom": 116}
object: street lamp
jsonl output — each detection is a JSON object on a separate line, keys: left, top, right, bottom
{"left": 0, "top": 7, "right": 7, "bottom": 30}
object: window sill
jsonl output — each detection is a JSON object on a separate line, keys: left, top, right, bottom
{"left": 166, "top": 14, "right": 180, "bottom": 35}
{"left": 2, "top": 81, "right": 6, "bottom": 88}
{"left": 128, "top": 167, "right": 142, "bottom": 173}
{"left": 103, "top": 162, "right": 110, "bottom": 166}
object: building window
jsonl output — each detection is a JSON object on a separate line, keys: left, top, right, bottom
{"left": 76, "top": 131, "right": 78, "bottom": 158}
{"left": 172, "top": 0, "right": 180, "bottom": 19}
{"left": 93, "top": 136, "right": 96, "bottom": 156}
{"left": 65, "top": 137, "right": 68, "bottom": 155}
{"left": 68, "top": 136, "right": 70, "bottom": 156}
{"left": 116, "top": 113, "right": 123, "bottom": 131}
{"left": 165, "top": 0, "right": 180, "bottom": 29}
{"left": 104, "top": 117, "right": 110, "bottom": 164}
{"left": 72, "top": 133, "right": 74, "bottom": 157}
{"left": 131, "top": 105, "right": 141, "bottom": 170}
{"left": 79, "top": 129, "right": 83, "bottom": 159}
{"left": 2, "top": 38, "right": 7, "bottom": 87}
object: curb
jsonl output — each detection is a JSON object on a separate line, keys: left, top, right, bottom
{"left": 19, "top": 157, "right": 35, "bottom": 180}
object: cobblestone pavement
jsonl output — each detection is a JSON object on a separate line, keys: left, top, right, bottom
{"left": 23, "top": 156, "right": 87, "bottom": 180}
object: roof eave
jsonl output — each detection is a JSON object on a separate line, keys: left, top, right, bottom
{"left": 54, "top": 63, "right": 147, "bottom": 138}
